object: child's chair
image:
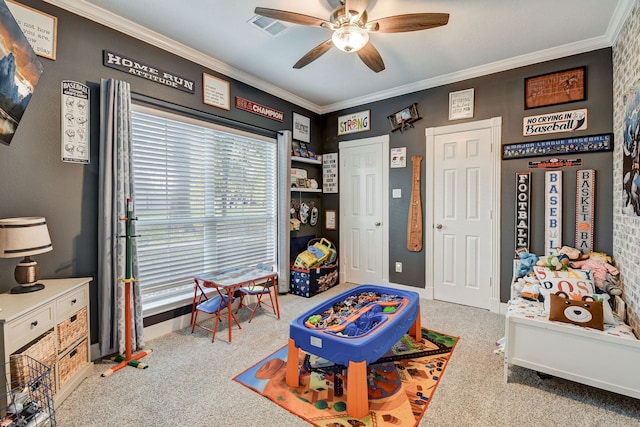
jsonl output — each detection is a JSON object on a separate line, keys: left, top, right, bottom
{"left": 191, "top": 294, "right": 235, "bottom": 342}
{"left": 235, "top": 264, "right": 280, "bottom": 323}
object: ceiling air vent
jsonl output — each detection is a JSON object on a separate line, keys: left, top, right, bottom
{"left": 248, "top": 15, "right": 288, "bottom": 36}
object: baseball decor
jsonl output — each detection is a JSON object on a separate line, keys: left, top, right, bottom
{"left": 545, "top": 171, "right": 562, "bottom": 255}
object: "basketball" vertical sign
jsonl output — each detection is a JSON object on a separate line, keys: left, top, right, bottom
{"left": 545, "top": 171, "right": 562, "bottom": 255}
{"left": 575, "top": 169, "right": 595, "bottom": 254}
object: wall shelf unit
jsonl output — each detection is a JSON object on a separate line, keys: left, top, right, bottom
{"left": 292, "top": 156, "right": 321, "bottom": 165}
{"left": 291, "top": 188, "right": 322, "bottom": 193}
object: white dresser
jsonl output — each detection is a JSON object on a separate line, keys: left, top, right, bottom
{"left": 0, "top": 278, "right": 93, "bottom": 407}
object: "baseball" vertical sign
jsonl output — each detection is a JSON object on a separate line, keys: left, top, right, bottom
{"left": 545, "top": 171, "right": 562, "bottom": 255}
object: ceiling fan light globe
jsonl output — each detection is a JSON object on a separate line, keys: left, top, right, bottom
{"left": 332, "top": 24, "right": 369, "bottom": 52}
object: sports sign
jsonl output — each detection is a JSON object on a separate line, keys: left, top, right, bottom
{"left": 545, "top": 171, "right": 562, "bottom": 255}
{"left": 523, "top": 108, "right": 587, "bottom": 136}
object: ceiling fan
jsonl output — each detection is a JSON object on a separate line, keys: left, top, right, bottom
{"left": 255, "top": 0, "right": 449, "bottom": 73}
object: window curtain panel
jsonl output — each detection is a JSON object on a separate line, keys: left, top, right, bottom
{"left": 98, "top": 79, "right": 144, "bottom": 357}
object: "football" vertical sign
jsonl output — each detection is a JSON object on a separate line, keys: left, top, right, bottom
{"left": 515, "top": 172, "right": 531, "bottom": 253}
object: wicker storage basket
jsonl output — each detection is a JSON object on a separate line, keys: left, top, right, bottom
{"left": 58, "top": 339, "right": 88, "bottom": 389}
{"left": 11, "top": 330, "right": 57, "bottom": 393}
{"left": 57, "top": 307, "right": 87, "bottom": 352}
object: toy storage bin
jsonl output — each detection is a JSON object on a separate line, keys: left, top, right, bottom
{"left": 3, "top": 355, "right": 56, "bottom": 426}
{"left": 290, "top": 260, "right": 339, "bottom": 298}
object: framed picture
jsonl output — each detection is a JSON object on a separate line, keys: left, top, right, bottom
{"left": 525, "top": 66, "right": 586, "bottom": 109}
{"left": 0, "top": 0, "right": 43, "bottom": 145}
{"left": 202, "top": 73, "right": 230, "bottom": 110}
{"left": 291, "top": 140, "right": 301, "bottom": 157}
{"left": 449, "top": 88, "right": 474, "bottom": 120}
{"left": 325, "top": 210, "right": 337, "bottom": 230}
{"left": 6, "top": 0, "right": 57, "bottom": 60}
{"left": 293, "top": 112, "right": 310, "bottom": 143}
{"left": 338, "top": 110, "right": 370, "bottom": 135}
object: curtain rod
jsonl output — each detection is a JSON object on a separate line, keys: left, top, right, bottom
{"left": 131, "top": 92, "right": 283, "bottom": 138}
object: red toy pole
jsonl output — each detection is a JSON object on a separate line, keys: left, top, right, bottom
{"left": 102, "top": 198, "right": 152, "bottom": 377}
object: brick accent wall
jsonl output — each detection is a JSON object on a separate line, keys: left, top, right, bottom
{"left": 613, "top": 0, "right": 640, "bottom": 335}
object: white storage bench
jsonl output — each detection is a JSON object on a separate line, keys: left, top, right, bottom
{"left": 504, "top": 297, "right": 640, "bottom": 399}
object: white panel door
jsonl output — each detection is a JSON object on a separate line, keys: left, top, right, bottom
{"left": 433, "top": 128, "right": 493, "bottom": 309}
{"left": 341, "top": 140, "right": 385, "bottom": 285}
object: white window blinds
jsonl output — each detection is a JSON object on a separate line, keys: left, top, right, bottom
{"left": 130, "top": 105, "right": 278, "bottom": 312}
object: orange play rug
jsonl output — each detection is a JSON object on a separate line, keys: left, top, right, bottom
{"left": 233, "top": 328, "right": 458, "bottom": 427}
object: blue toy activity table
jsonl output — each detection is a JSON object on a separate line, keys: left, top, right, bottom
{"left": 286, "top": 284, "right": 421, "bottom": 418}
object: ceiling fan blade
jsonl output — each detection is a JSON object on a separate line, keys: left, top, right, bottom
{"left": 357, "top": 42, "right": 385, "bottom": 73}
{"left": 293, "top": 39, "right": 334, "bottom": 69}
{"left": 345, "top": 0, "right": 369, "bottom": 16}
{"left": 368, "top": 13, "right": 450, "bottom": 33}
{"left": 254, "top": 7, "right": 331, "bottom": 28}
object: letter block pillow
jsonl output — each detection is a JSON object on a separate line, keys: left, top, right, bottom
{"left": 533, "top": 266, "right": 595, "bottom": 312}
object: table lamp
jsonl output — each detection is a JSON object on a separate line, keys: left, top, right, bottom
{"left": 0, "top": 217, "right": 53, "bottom": 294}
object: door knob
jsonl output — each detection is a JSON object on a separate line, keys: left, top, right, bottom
{"left": 435, "top": 224, "right": 443, "bottom": 229}
{"left": 375, "top": 221, "right": 381, "bottom": 226}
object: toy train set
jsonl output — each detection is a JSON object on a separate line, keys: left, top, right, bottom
{"left": 304, "top": 290, "right": 407, "bottom": 337}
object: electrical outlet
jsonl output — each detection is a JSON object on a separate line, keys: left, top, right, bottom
{"left": 395, "top": 262, "right": 402, "bottom": 273}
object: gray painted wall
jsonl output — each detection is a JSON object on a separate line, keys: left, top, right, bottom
{"left": 320, "top": 48, "right": 613, "bottom": 302}
{"left": 0, "top": 1, "right": 614, "bottom": 345}
{"left": 0, "top": 0, "right": 319, "bottom": 340}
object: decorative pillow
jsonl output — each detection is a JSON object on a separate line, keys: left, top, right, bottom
{"left": 589, "top": 293, "right": 616, "bottom": 325}
{"left": 548, "top": 291, "right": 604, "bottom": 331}
{"left": 543, "top": 292, "right": 616, "bottom": 324}
{"left": 533, "top": 266, "right": 595, "bottom": 308}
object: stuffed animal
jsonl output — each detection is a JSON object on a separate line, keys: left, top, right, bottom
{"left": 520, "top": 276, "right": 541, "bottom": 301}
{"left": 536, "top": 254, "right": 569, "bottom": 271}
{"left": 557, "top": 245, "right": 588, "bottom": 261}
{"left": 515, "top": 252, "right": 539, "bottom": 277}
{"left": 570, "top": 252, "right": 622, "bottom": 295}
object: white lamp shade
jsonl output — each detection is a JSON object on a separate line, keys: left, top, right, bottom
{"left": 0, "top": 217, "right": 53, "bottom": 258}
{"left": 332, "top": 24, "right": 369, "bottom": 52}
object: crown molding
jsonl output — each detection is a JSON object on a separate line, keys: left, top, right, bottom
{"left": 43, "top": 0, "right": 323, "bottom": 113}
{"left": 45, "top": 0, "right": 635, "bottom": 116}
{"left": 321, "top": 35, "right": 615, "bottom": 114}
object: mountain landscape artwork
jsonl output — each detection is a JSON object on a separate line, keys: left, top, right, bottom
{"left": 0, "top": 0, "right": 43, "bottom": 145}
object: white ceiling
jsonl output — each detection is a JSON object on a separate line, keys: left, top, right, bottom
{"left": 49, "top": 0, "right": 634, "bottom": 114}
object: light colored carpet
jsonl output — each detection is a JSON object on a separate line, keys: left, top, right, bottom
{"left": 55, "top": 283, "right": 640, "bottom": 427}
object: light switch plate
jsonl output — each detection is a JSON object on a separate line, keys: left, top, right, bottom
{"left": 392, "top": 189, "right": 401, "bottom": 198}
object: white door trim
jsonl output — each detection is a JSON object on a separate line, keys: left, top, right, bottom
{"left": 339, "top": 135, "right": 390, "bottom": 285}
{"left": 425, "top": 117, "right": 502, "bottom": 313}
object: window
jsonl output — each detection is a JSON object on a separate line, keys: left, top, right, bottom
{"left": 130, "top": 105, "right": 278, "bottom": 315}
